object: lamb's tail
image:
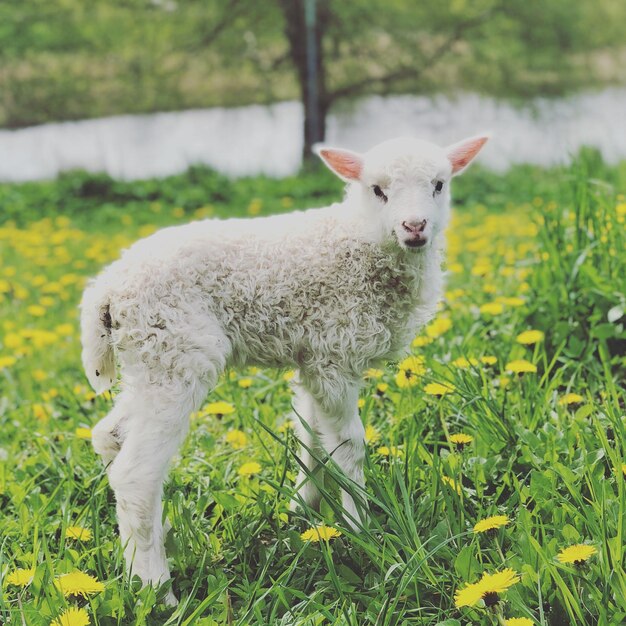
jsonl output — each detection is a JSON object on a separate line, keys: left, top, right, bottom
{"left": 80, "top": 281, "right": 116, "bottom": 394}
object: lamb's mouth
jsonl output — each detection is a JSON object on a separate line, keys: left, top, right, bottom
{"left": 404, "top": 237, "right": 428, "bottom": 249}
{"left": 394, "top": 231, "right": 428, "bottom": 251}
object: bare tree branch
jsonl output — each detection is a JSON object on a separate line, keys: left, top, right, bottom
{"left": 326, "top": 8, "right": 498, "bottom": 105}
{"left": 185, "top": 0, "right": 245, "bottom": 51}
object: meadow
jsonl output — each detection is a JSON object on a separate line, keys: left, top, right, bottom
{"left": 0, "top": 156, "right": 625, "bottom": 625}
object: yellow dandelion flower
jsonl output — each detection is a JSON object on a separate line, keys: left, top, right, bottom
{"left": 247, "top": 198, "right": 263, "bottom": 215}
{"left": 277, "top": 420, "right": 293, "bottom": 434}
{"left": 5, "top": 567, "right": 35, "bottom": 587}
{"left": 300, "top": 525, "right": 341, "bottom": 542}
{"left": 204, "top": 401, "right": 235, "bottom": 417}
{"left": 238, "top": 461, "right": 262, "bottom": 477}
{"left": 516, "top": 330, "right": 544, "bottom": 345}
{"left": 480, "top": 355, "right": 497, "bottom": 365}
{"left": 365, "top": 368, "right": 384, "bottom": 379}
{"left": 54, "top": 571, "right": 105, "bottom": 597}
{"left": 65, "top": 526, "right": 93, "bottom": 541}
{"left": 455, "top": 568, "right": 520, "bottom": 608}
{"left": 499, "top": 296, "right": 525, "bottom": 307}
{"left": 505, "top": 360, "right": 537, "bottom": 374}
{"left": 471, "top": 262, "right": 492, "bottom": 277}
{"left": 446, "top": 287, "right": 465, "bottom": 301}
{"left": 412, "top": 336, "right": 433, "bottom": 348}
{"left": 558, "top": 393, "right": 584, "bottom": 406}
{"left": 425, "top": 317, "right": 452, "bottom": 338}
{"left": 283, "top": 370, "right": 295, "bottom": 382}
{"left": 75, "top": 428, "right": 92, "bottom": 440}
{"left": 357, "top": 398, "right": 365, "bottom": 409}
{"left": 480, "top": 302, "right": 504, "bottom": 315}
{"left": 377, "top": 445, "right": 402, "bottom": 457}
{"left": 43, "top": 389, "right": 59, "bottom": 401}
{"left": 33, "top": 403, "right": 51, "bottom": 422}
{"left": 454, "top": 580, "right": 485, "bottom": 608}
{"left": 556, "top": 544, "right": 597, "bottom": 565}
{"left": 450, "top": 433, "right": 473, "bottom": 449}
{"left": 479, "top": 568, "right": 521, "bottom": 594}
{"left": 365, "top": 424, "right": 381, "bottom": 444}
{"left": 398, "top": 356, "right": 425, "bottom": 373}
{"left": 225, "top": 429, "right": 248, "bottom": 449}
{"left": 33, "top": 369, "right": 48, "bottom": 381}
{"left": 395, "top": 370, "right": 415, "bottom": 388}
{"left": 238, "top": 378, "right": 253, "bottom": 388}
{"left": 442, "top": 476, "right": 462, "bottom": 494}
{"left": 26, "top": 305, "right": 46, "bottom": 317}
{"left": 504, "top": 618, "right": 534, "bottom": 626}
{"left": 376, "top": 383, "right": 388, "bottom": 395}
{"left": 50, "top": 606, "right": 91, "bottom": 626}
{"left": 424, "top": 382, "right": 455, "bottom": 396}
{"left": 452, "top": 357, "right": 479, "bottom": 369}
{"left": 4, "top": 333, "right": 22, "bottom": 350}
{"left": 0, "top": 356, "right": 17, "bottom": 369}
{"left": 473, "top": 515, "right": 510, "bottom": 533}
{"left": 59, "top": 274, "right": 79, "bottom": 286}
{"left": 396, "top": 356, "right": 425, "bottom": 388}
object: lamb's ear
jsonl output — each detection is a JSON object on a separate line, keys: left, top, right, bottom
{"left": 446, "top": 135, "right": 489, "bottom": 176}
{"left": 315, "top": 146, "right": 363, "bottom": 182}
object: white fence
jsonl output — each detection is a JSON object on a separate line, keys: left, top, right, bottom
{"left": 1, "top": 89, "right": 625, "bottom": 182}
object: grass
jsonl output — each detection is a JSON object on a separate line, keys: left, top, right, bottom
{"left": 0, "top": 157, "right": 625, "bottom": 625}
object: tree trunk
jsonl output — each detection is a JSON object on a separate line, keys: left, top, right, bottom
{"left": 277, "top": 0, "right": 329, "bottom": 163}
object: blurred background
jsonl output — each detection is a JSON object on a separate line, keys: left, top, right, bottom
{"left": 1, "top": 0, "right": 625, "bottom": 181}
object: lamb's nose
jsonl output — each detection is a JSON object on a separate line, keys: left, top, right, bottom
{"left": 402, "top": 220, "right": 427, "bottom": 236}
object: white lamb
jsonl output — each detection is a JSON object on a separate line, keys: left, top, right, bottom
{"left": 81, "top": 134, "right": 487, "bottom": 603}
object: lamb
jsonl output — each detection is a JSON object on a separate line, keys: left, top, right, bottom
{"left": 80, "top": 134, "right": 488, "bottom": 604}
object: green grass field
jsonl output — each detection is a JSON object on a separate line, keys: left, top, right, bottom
{"left": 0, "top": 159, "right": 625, "bottom": 625}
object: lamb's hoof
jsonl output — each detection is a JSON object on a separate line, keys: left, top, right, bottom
{"left": 163, "top": 588, "right": 179, "bottom": 607}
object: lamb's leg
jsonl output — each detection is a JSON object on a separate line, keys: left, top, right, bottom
{"left": 107, "top": 381, "right": 206, "bottom": 606}
{"left": 290, "top": 376, "right": 325, "bottom": 512}
{"left": 91, "top": 389, "right": 132, "bottom": 468}
{"left": 302, "top": 375, "right": 367, "bottom": 530}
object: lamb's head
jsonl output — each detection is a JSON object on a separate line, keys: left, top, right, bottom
{"left": 317, "top": 135, "right": 488, "bottom": 251}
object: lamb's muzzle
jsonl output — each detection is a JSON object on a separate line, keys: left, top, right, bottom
{"left": 80, "top": 133, "right": 488, "bottom": 604}
{"left": 402, "top": 219, "right": 428, "bottom": 247}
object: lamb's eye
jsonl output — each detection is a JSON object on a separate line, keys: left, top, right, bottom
{"left": 372, "top": 185, "right": 388, "bottom": 203}
{"left": 433, "top": 180, "right": 444, "bottom": 196}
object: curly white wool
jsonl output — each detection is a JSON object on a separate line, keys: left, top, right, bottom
{"left": 80, "top": 134, "right": 488, "bottom": 604}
